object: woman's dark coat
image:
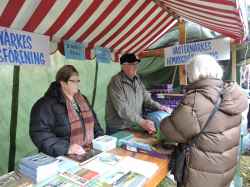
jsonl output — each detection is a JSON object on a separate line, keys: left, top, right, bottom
{"left": 30, "top": 82, "right": 104, "bottom": 157}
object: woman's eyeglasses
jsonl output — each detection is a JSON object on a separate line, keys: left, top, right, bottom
{"left": 68, "top": 79, "right": 80, "bottom": 83}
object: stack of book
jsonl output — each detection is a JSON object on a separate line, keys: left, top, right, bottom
{"left": 111, "top": 130, "right": 134, "bottom": 147}
{"left": 18, "top": 153, "right": 59, "bottom": 183}
{"left": 112, "top": 131, "right": 173, "bottom": 159}
{"left": 92, "top": 135, "right": 117, "bottom": 151}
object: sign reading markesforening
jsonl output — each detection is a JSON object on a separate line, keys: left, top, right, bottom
{"left": 0, "top": 26, "right": 50, "bottom": 65}
{"left": 164, "top": 38, "right": 230, "bottom": 66}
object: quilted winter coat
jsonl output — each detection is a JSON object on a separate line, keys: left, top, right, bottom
{"left": 160, "top": 78, "right": 248, "bottom": 187}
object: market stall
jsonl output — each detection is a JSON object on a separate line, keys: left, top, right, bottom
{"left": 0, "top": 0, "right": 248, "bottom": 182}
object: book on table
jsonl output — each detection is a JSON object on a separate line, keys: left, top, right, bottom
{"left": 18, "top": 153, "right": 59, "bottom": 183}
{"left": 111, "top": 130, "right": 133, "bottom": 147}
{"left": 74, "top": 168, "right": 99, "bottom": 181}
{"left": 83, "top": 166, "right": 147, "bottom": 187}
{"left": 56, "top": 156, "right": 81, "bottom": 174}
{"left": 59, "top": 168, "right": 99, "bottom": 186}
{"left": 80, "top": 153, "right": 157, "bottom": 187}
{"left": 19, "top": 153, "right": 58, "bottom": 171}
{"left": 34, "top": 157, "right": 99, "bottom": 186}
{"left": 92, "top": 135, "right": 117, "bottom": 151}
{"left": 112, "top": 171, "right": 147, "bottom": 187}
{"left": 0, "top": 171, "right": 32, "bottom": 187}
{"left": 112, "top": 130, "right": 173, "bottom": 159}
{"left": 82, "top": 167, "right": 146, "bottom": 187}
{"left": 32, "top": 153, "right": 157, "bottom": 187}
{"left": 116, "top": 156, "right": 158, "bottom": 178}
{"left": 82, "top": 152, "right": 122, "bottom": 175}
{"left": 34, "top": 174, "right": 80, "bottom": 187}
{"left": 67, "top": 148, "right": 102, "bottom": 164}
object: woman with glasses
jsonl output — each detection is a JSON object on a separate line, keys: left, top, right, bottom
{"left": 30, "top": 65, "right": 104, "bottom": 157}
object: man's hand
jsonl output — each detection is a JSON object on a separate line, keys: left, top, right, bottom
{"left": 160, "top": 105, "right": 172, "bottom": 113}
{"left": 68, "top": 144, "right": 86, "bottom": 155}
{"left": 140, "top": 119, "right": 156, "bottom": 135}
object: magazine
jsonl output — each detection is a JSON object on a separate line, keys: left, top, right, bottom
{"left": 74, "top": 168, "right": 99, "bottom": 181}
{"left": 0, "top": 171, "right": 32, "bottom": 187}
{"left": 117, "top": 156, "right": 158, "bottom": 178}
{"left": 85, "top": 169, "right": 146, "bottom": 187}
{"left": 82, "top": 152, "right": 122, "bottom": 175}
{"left": 35, "top": 174, "right": 79, "bottom": 187}
{"left": 112, "top": 171, "right": 147, "bottom": 187}
{"left": 56, "top": 156, "right": 81, "bottom": 174}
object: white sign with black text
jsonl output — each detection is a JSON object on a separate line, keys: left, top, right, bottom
{"left": 164, "top": 38, "right": 230, "bottom": 66}
{"left": 0, "top": 26, "right": 50, "bottom": 65}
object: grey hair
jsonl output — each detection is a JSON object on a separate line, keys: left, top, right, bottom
{"left": 186, "top": 54, "right": 223, "bottom": 83}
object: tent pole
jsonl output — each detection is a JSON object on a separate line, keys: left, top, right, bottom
{"left": 231, "top": 42, "right": 237, "bottom": 81}
{"left": 178, "top": 18, "right": 187, "bottom": 85}
{"left": 8, "top": 66, "right": 20, "bottom": 172}
{"left": 91, "top": 60, "right": 99, "bottom": 107}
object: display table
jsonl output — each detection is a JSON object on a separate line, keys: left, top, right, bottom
{"left": 110, "top": 148, "right": 169, "bottom": 187}
{"left": 0, "top": 130, "right": 170, "bottom": 187}
{"left": 0, "top": 148, "right": 169, "bottom": 187}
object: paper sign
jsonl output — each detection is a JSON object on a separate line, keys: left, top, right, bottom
{"left": 164, "top": 38, "right": 230, "bottom": 66}
{"left": 0, "top": 26, "right": 49, "bottom": 65}
{"left": 95, "top": 47, "right": 111, "bottom": 63}
{"left": 64, "top": 40, "right": 85, "bottom": 60}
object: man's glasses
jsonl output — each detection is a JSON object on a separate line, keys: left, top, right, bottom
{"left": 68, "top": 79, "right": 80, "bottom": 83}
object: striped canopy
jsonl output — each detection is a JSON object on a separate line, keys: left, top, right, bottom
{"left": 155, "top": 0, "right": 249, "bottom": 43}
{"left": 0, "top": 0, "right": 248, "bottom": 61}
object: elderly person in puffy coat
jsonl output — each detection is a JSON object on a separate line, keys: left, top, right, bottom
{"left": 160, "top": 55, "right": 248, "bottom": 187}
{"left": 30, "top": 65, "right": 104, "bottom": 157}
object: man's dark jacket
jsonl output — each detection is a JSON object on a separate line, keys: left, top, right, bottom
{"left": 29, "top": 82, "right": 104, "bottom": 157}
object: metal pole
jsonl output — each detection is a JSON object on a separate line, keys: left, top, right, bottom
{"left": 8, "top": 66, "right": 20, "bottom": 171}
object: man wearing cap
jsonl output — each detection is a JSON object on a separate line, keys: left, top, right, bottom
{"left": 105, "top": 53, "right": 171, "bottom": 135}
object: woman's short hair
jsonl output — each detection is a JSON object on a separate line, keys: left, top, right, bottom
{"left": 186, "top": 54, "right": 223, "bottom": 83}
{"left": 56, "top": 65, "right": 79, "bottom": 83}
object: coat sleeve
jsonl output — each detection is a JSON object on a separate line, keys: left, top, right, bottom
{"left": 247, "top": 104, "right": 250, "bottom": 130}
{"left": 160, "top": 102, "right": 200, "bottom": 143}
{"left": 108, "top": 79, "right": 144, "bottom": 125}
{"left": 83, "top": 96, "right": 104, "bottom": 137}
{"left": 29, "top": 100, "right": 69, "bottom": 157}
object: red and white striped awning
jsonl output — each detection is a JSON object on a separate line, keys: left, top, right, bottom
{"left": 0, "top": 0, "right": 177, "bottom": 61}
{"left": 0, "top": 0, "right": 248, "bottom": 61}
{"left": 156, "top": 0, "right": 249, "bottom": 43}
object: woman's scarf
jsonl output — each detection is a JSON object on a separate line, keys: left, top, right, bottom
{"left": 66, "top": 93, "right": 94, "bottom": 146}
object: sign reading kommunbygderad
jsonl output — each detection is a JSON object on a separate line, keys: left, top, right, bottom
{"left": 0, "top": 26, "right": 49, "bottom": 65}
{"left": 165, "top": 38, "right": 230, "bottom": 66}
